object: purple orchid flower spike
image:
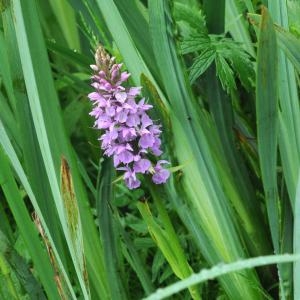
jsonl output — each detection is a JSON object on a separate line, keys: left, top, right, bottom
{"left": 88, "top": 45, "right": 170, "bottom": 189}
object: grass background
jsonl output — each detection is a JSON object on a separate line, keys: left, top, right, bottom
{"left": 0, "top": 0, "right": 300, "bottom": 299}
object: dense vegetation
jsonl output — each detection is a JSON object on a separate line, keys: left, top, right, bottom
{"left": 1, "top": 0, "right": 300, "bottom": 299}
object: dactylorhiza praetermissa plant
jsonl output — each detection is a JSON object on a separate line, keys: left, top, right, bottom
{"left": 88, "top": 46, "right": 170, "bottom": 189}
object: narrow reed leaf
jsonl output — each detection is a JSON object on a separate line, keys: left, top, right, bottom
{"left": 267, "top": 2, "right": 299, "bottom": 296}
{"left": 225, "top": 0, "right": 255, "bottom": 56}
{"left": 0, "top": 121, "right": 77, "bottom": 299}
{"left": 204, "top": 0, "right": 271, "bottom": 265}
{"left": 0, "top": 250, "right": 20, "bottom": 299}
{"left": 255, "top": 6, "right": 291, "bottom": 298}
{"left": 294, "top": 173, "right": 300, "bottom": 300}
{"left": 0, "top": 231, "right": 46, "bottom": 299}
{"left": 48, "top": 0, "right": 80, "bottom": 50}
{"left": 144, "top": 253, "right": 300, "bottom": 300}
{"left": 114, "top": 1, "right": 160, "bottom": 80}
{"left": 256, "top": 6, "right": 279, "bottom": 248}
{"left": 276, "top": 27, "right": 300, "bottom": 74}
{"left": 137, "top": 199, "right": 200, "bottom": 300}
{"left": 94, "top": 0, "right": 154, "bottom": 86}
{"left": 268, "top": 1, "right": 300, "bottom": 207}
{"left": 0, "top": 146, "right": 60, "bottom": 299}
{"left": 60, "top": 157, "right": 90, "bottom": 296}
{"left": 116, "top": 221, "right": 155, "bottom": 296}
{"left": 11, "top": 0, "right": 109, "bottom": 297}
{"left": 11, "top": 1, "right": 90, "bottom": 296}
{"left": 149, "top": 0, "right": 263, "bottom": 298}
{"left": 0, "top": 32, "right": 16, "bottom": 110}
{"left": 97, "top": 158, "right": 127, "bottom": 299}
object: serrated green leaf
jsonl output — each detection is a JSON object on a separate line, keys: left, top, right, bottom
{"left": 173, "top": 2, "right": 206, "bottom": 34}
{"left": 181, "top": 34, "right": 210, "bottom": 54}
{"left": 215, "top": 54, "right": 236, "bottom": 92}
{"left": 189, "top": 48, "right": 215, "bottom": 83}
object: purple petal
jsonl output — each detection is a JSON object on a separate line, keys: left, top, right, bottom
{"left": 128, "top": 87, "right": 141, "bottom": 97}
{"left": 133, "top": 159, "right": 151, "bottom": 174}
{"left": 120, "top": 127, "right": 136, "bottom": 139}
{"left": 126, "top": 114, "right": 140, "bottom": 127}
{"left": 149, "top": 125, "right": 162, "bottom": 135}
{"left": 150, "top": 137, "right": 162, "bottom": 156}
{"left": 115, "top": 110, "right": 128, "bottom": 123}
{"left": 105, "top": 106, "right": 116, "bottom": 117}
{"left": 141, "top": 113, "right": 153, "bottom": 128}
{"left": 119, "top": 72, "right": 130, "bottom": 83}
{"left": 118, "top": 150, "right": 134, "bottom": 164}
{"left": 138, "top": 98, "right": 153, "bottom": 111}
{"left": 125, "top": 176, "right": 141, "bottom": 189}
{"left": 113, "top": 154, "right": 121, "bottom": 167}
{"left": 152, "top": 169, "right": 170, "bottom": 184}
{"left": 139, "top": 134, "right": 155, "bottom": 148}
{"left": 89, "top": 107, "right": 103, "bottom": 119}
{"left": 123, "top": 169, "right": 141, "bottom": 189}
{"left": 95, "top": 115, "right": 112, "bottom": 129}
{"left": 115, "top": 92, "right": 127, "bottom": 103}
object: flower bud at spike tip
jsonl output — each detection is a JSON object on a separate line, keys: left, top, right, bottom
{"left": 88, "top": 45, "right": 170, "bottom": 189}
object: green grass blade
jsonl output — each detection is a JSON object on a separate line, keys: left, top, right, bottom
{"left": 149, "top": 1, "right": 263, "bottom": 298}
{"left": 11, "top": 0, "right": 109, "bottom": 297}
{"left": 256, "top": 6, "right": 279, "bottom": 250}
{"left": 137, "top": 186, "right": 201, "bottom": 300}
{"left": 0, "top": 250, "right": 20, "bottom": 299}
{"left": 11, "top": 1, "right": 89, "bottom": 296}
{"left": 94, "top": 0, "right": 158, "bottom": 87}
{"left": 0, "top": 32, "right": 16, "bottom": 110}
{"left": 97, "top": 158, "right": 127, "bottom": 299}
{"left": 294, "top": 172, "right": 300, "bottom": 300}
{"left": 116, "top": 223, "right": 155, "bottom": 296}
{"left": 0, "top": 230, "right": 46, "bottom": 299}
{"left": 225, "top": 0, "right": 255, "bottom": 56}
{"left": 268, "top": 0, "right": 300, "bottom": 207}
{"left": 60, "top": 158, "right": 90, "bottom": 296}
{"left": 144, "top": 253, "right": 300, "bottom": 300}
{"left": 1, "top": 6, "right": 67, "bottom": 262}
{"left": 276, "top": 26, "right": 300, "bottom": 76}
{"left": 0, "top": 120, "right": 76, "bottom": 299}
{"left": 114, "top": 1, "right": 160, "bottom": 81}
{"left": 204, "top": 0, "right": 271, "bottom": 258}
{"left": 48, "top": 0, "right": 80, "bottom": 50}
{"left": 255, "top": 6, "right": 292, "bottom": 298}
{"left": 0, "top": 146, "right": 60, "bottom": 299}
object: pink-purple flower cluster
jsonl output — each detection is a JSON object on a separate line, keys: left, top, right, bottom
{"left": 88, "top": 46, "right": 170, "bottom": 189}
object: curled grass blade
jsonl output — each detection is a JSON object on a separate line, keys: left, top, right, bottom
{"left": 144, "top": 253, "right": 300, "bottom": 300}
